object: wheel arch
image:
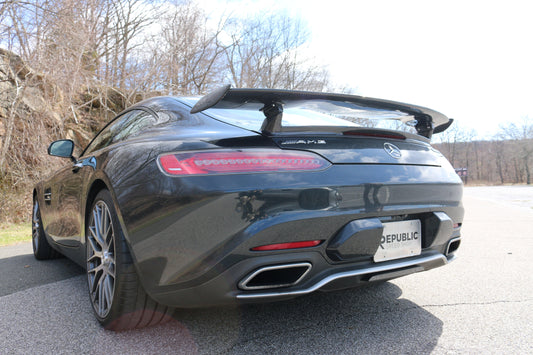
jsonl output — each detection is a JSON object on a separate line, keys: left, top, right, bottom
{"left": 32, "top": 182, "right": 43, "bottom": 204}
{"left": 84, "top": 179, "right": 126, "bottom": 238}
{"left": 82, "top": 180, "right": 110, "bottom": 263}
{"left": 85, "top": 179, "right": 109, "bottom": 220}
{"left": 83, "top": 178, "right": 134, "bottom": 264}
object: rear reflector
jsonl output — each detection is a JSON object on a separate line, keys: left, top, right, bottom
{"left": 158, "top": 150, "right": 330, "bottom": 176}
{"left": 251, "top": 240, "right": 323, "bottom": 251}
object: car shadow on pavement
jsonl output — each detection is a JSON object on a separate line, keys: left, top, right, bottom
{"left": 0, "top": 245, "right": 84, "bottom": 297}
{"left": 169, "top": 282, "right": 443, "bottom": 354}
{"left": 0, "top": 244, "right": 442, "bottom": 354}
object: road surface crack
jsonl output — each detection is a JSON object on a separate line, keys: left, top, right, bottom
{"left": 420, "top": 298, "right": 533, "bottom": 309}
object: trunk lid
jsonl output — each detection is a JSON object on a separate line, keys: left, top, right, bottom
{"left": 271, "top": 132, "right": 441, "bottom": 166}
{"left": 180, "top": 88, "right": 451, "bottom": 166}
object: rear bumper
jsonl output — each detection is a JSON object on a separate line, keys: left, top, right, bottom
{"left": 150, "top": 250, "right": 456, "bottom": 308}
{"left": 237, "top": 252, "right": 452, "bottom": 300}
{"left": 114, "top": 164, "right": 463, "bottom": 306}
{"left": 147, "top": 215, "right": 462, "bottom": 307}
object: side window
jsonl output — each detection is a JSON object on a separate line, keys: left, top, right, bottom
{"left": 84, "top": 111, "right": 135, "bottom": 155}
{"left": 83, "top": 109, "right": 157, "bottom": 155}
{"left": 112, "top": 110, "right": 157, "bottom": 143}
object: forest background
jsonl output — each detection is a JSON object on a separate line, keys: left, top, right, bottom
{"left": 0, "top": 0, "right": 532, "bottom": 225}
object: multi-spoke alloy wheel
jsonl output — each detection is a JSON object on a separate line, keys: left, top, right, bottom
{"left": 86, "top": 189, "right": 173, "bottom": 330}
{"left": 87, "top": 200, "right": 116, "bottom": 319}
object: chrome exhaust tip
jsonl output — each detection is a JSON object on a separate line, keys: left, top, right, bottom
{"left": 446, "top": 237, "right": 461, "bottom": 255}
{"left": 239, "top": 263, "right": 312, "bottom": 290}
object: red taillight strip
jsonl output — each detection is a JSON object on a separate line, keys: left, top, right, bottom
{"left": 158, "top": 150, "right": 330, "bottom": 176}
{"left": 251, "top": 240, "right": 323, "bottom": 251}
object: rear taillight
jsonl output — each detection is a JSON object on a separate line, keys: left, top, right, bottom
{"left": 158, "top": 149, "right": 330, "bottom": 176}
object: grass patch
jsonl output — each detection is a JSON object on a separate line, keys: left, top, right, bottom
{"left": 0, "top": 223, "right": 32, "bottom": 246}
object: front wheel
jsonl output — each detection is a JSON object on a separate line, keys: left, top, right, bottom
{"left": 32, "top": 199, "right": 60, "bottom": 260}
{"left": 86, "top": 189, "right": 173, "bottom": 330}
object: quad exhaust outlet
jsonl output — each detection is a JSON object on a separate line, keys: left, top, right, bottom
{"left": 446, "top": 237, "right": 461, "bottom": 255}
{"left": 239, "top": 263, "right": 312, "bottom": 290}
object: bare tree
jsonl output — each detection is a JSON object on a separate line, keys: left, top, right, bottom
{"left": 224, "top": 13, "right": 329, "bottom": 91}
{"left": 435, "top": 122, "right": 460, "bottom": 166}
{"left": 107, "top": 0, "right": 154, "bottom": 91}
{"left": 151, "top": 1, "right": 227, "bottom": 95}
{"left": 499, "top": 117, "right": 533, "bottom": 184}
{"left": 493, "top": 139, "right": 507, "bottom": 184}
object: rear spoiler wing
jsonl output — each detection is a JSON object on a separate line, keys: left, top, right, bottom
{"left": 190, "top": 85, "right": 452, "bottom": 138}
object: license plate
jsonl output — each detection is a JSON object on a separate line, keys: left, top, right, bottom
{"left": 374, "top": 220, "right": 422, "bottom": 262}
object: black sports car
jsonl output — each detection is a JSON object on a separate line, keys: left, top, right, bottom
{"left": 32, "top": 86, "right": 463, "bottom": 330}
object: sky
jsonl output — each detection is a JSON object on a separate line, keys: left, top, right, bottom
{"left": 197, "top": 0, "right": 533, "bottom": 139}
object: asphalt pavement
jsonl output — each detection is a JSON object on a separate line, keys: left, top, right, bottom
{"left": 1, "top": 186, "right": 532, "bottom": 354}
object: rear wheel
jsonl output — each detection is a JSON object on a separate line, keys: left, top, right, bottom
{"left": 86, "top": 189, "right": 173, "bottom": 330}
{"left": 32, "top": 199, "right": 61, "bottom": 260}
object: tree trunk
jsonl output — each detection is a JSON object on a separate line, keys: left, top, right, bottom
{"left": 525, "top": 157, "right": 531, "bottom": 185}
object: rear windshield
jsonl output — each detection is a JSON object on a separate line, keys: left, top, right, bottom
{"left": 179, "top": 97, "right": 416, "bottom": 132}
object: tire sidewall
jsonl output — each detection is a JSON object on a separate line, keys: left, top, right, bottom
{"left": 32, "top": 199, "right": 40, "bottom": 255}
{"left": 86, "top": 189, "right": 128, "bottom": 326}
{"left": 32, "top": 198, "right": 53, "bottom": 259}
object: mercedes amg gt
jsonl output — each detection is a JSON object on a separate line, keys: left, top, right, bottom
{"left": 32, "top": 86, "right": 463, "bottom": 330}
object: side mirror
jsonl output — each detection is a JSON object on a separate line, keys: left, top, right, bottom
{"left": 48, "top": 139, "right": 75, "bottom": 160}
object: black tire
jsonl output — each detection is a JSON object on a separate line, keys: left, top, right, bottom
{"left": 32, "top": 199, "right": 61, "bottom": 260}
{"left": 86, "top": 189, "right": 174, "bottom": 330}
